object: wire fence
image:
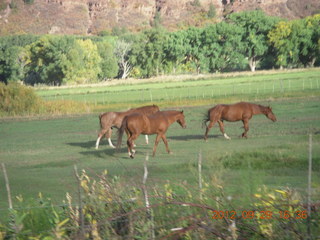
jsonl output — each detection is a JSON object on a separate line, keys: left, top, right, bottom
{"left": 43, "top": 75, "right": 320, "bottom": 105}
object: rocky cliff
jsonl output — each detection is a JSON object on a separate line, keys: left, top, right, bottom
{"left": 0, "top": 0, "right": 319, "bottom": 35}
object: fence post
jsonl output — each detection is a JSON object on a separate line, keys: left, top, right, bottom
{"left": 1, "top": 163, "right": 13, "bottom": 209}
{"left": 74, "top": 165, "right": 85, "bottom": 239}
{"left": 149, "top": 90, "right": 153, "bottom": 102}
{"left": 142, "top": 153, "right": 155, "bottom": 240}
{"left": 198, "top": 150, "right": 203, "bottom": 200}
{"left": 307, "top": 134, "right": 313, "bottom": 240}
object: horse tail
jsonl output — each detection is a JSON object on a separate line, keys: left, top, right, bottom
{"left": 116, "top": 117, "right": 127, "bottom": 149}
{"left": 202, "top": 110, "right": 211, "bottom": 128}
{"left": 99, "top": 113, "right": 104, "bottom": 129}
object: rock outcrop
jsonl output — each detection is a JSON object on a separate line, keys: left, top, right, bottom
{"left": 0, "top": 0, "right": 319, "bottom": 35}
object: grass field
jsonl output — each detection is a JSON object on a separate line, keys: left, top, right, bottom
{"left": 35, "top": 69, "right": 320, "bottom": 111}
{"left": 0, "top": 69, "right": 320, "bottom": 226}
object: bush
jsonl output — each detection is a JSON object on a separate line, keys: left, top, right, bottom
{"left": 0, "top": 82, "right": 41, "bottom": 116}
{"left": 0, "top": 83, "right": 91, "bottom": 116}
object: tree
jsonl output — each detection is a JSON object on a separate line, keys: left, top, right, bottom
{"left": 268, "top": 19, "right": 313, "bottom": 68}
{"left": 164, "top": 30, "right": 188, "bottom": 74}
{"left": 227, "top": 10, "right": 280, "bottom": 71}
{"left": 25, "top": 36, "right": 102, "bottom": 85}
{"left": 302, "top": 14, "right": 320, "bottom": 67}
{"left": 96, "top": 40, "right": 118, "bottom": 80}
{"left": 115, "top": 40, "right": 132, "bottom": 79}
{"left": 207, "top": 3, "right": 216, "bottom": 19}
{"left": 128, "top": 29, "right": 168, "bottom": 78}
{"left": 201, "top": 22, "right": 246, "bottom": 72}
{"left": 183, "top": 27, "right": 205, "bottom": 74}
{"left": 75, "top": 39, "right": 102, "bottom": 83}
{"left": 0, "top": 35, "right": 39, "bottom": 83}
{"left": 0, "top": 46, "right": 25, "bottom": 83}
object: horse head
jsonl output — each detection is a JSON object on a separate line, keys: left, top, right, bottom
{"left": 152, "top": 105, "right": 160, "bottom": 114}
{"left": 176, "top": 110, "right": 187, "bottom": 128}
{"left": 265, "top": 106, "right": 277, "bottom": 122}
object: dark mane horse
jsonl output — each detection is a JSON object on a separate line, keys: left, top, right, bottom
{"left": 203, "top": 102, "right": 276, "bottom": 140}
{"left": 117, "top": 110, "right": 186, "bottom": 158}
{"left": 95, "top": 105, "right": 160, "bottom": 149}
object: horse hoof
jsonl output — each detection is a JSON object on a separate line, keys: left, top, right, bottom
{"left": 130, "top": 155, "right": 134, "bottom": 159}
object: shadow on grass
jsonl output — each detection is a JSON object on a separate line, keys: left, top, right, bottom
{"left": 79, "top": 148, "right": 117, "bottom": 158}
{"left": 67, "top": 141, "right": 96, "bottom": 149}
{"left": 168, "top": 134, "right": 220, "bottom": 141}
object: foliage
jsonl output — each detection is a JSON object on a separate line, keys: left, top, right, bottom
{"left": 0, "top": 46, "right": 25, "bottom": 83}
{"left": 0, "top": 12, "right": 319, "bottom": 84}
{"left": 268, "top": 18, "right": 317, "bottom": 68}
{"left": 0, "top": 169, "right": 318, "bottom": 239}
{"left": 0, "top": 82, "right": 91, "bottom": 117}
{"left": 207, "top": 3, "right": 216, "bottom": 19}
{"left": 0, "top": 82, "right": 41, "bottom": 116}
{"left": 3, "top": 194, "right": 69, "bottom": 240}
{"left": 129, "top": 28, "right": 168, "bottom": 77}
{"left": 201, "top": 22, "right": 247, "bottom": 72}
{"left": 227, "top": 10, "right": 280, "bottom": 71}
{"left": 96, "top": 40, "right": 118, "bottom": 80}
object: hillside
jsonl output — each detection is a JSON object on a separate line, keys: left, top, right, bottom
{"left": 0, "top": 0, "right": 320, "bottom": 35}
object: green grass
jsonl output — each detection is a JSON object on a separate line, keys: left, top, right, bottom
{"left": 35, "top": 69, "right": 320, "bottom": 111}
{"left": 0, "top": 97, "right": 319, "bottom": 215}
{"left": 0, "top": 69, "right": 320, "bottom": 225}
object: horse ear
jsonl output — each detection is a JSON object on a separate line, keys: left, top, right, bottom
{"left": 181, "top": 110, "right": 184, "bottom": 114}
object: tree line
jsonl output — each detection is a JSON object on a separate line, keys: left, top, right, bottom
{"left": 0, "top": 11, "right": 319, "bottom": 86}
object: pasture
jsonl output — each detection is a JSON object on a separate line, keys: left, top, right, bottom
{"left": 0, "top": 69, "right": 320, "bottom": 238}
{"left": 0, "top": 98, "right": 319, "bottom": 210}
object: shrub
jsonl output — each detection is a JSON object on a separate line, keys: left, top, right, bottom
{"left": 0, "top": 83, "right": 91, "bottom": 116}
{"left": 0, "top": 82, "right": 41, "bottom": 116}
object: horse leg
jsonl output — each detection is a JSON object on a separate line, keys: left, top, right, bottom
{"left": 161, "top": 135, "right": 171, "bottom": 154}
{"left": 204, "top": 121, "right": 215, "bottom": 141}
{"left": 128, "top": 134, "right": 138, "bottom": 158}
{"left": 152, "top": 134, "right": 162, "bottom": 157}
{"left": 95, "top": 128, "right": 108, "bottom": 149}
{"left": 106, "top": 128, "right": 116, "bottom": 148}
{"left": 145, "top": 135, "right": 149, "bottom": 144}
{"left": 242, "top": 119, "right": 249, "bottom": 138}
{"left": 218, "top": 120, "right": 231, "bottom": 140}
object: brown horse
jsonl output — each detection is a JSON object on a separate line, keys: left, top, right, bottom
{"left": 204, "top": 102, "right": 276, "bottom": 140}
{"left": 117, "top": 110, "right": 186, "bottom": 158}
{"left": 95, "top": 105, "right": 160, "bottom": 149}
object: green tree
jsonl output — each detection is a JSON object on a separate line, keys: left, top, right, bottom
{"left": 0, "top": 46, "right": 25, "bottom": 83}
{"left": 268, "top": 19, "right": 313, "bottom": 68}
{"left": 96, "top": 40, "right": 118, "bottom": 80}
{"left": 74, "top": 39, "right": 102, "bottom": 83}
{"left": 129, "top": 29, "right": 168, "bottom": 77}
{"left": 201, "top": 22, "right": 246, "bottom": 72}
{"left": 227, "top": 10, "right": 280, "bottom": 71}
{"left": 302, "top": 14, "right": 320, "bottom": 67}
{"left": 152, "top": 10, "right": 162, "bottom": 28}
{"left": 207, "top": 3, "right": 216, "bottom": 19}
{"left": 183, "top": 27, "right": 205, "bottom": 74}
{"left": 164, "top": 30, "right": 189, "bottom": 74}
{"left": 25, "top": 36, "right": 102, "bottom": 85}
{"left": 0, "top": 35, "right": 39, "bottom": 83}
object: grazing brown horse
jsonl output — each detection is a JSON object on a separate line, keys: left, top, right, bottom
{"left": 117, "top": 110, "right": 186, "bottom": 158}
{"left": 204, "top": 102, "right": 276, "bottom": 140}
{"left": 95, "top": 105, "right": 160, "bottom": 149}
